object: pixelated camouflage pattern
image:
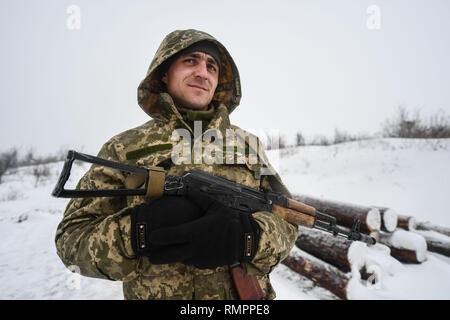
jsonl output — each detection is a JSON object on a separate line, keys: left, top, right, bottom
{"left": 55, "top": 29, "right": 298, "bottom": 300}
{"left": 137, "top": 29, "right": 241, "bottom": 119}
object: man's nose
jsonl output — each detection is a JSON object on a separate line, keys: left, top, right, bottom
{"left": 193, "top": 61, "right": 209, "bottom": 79}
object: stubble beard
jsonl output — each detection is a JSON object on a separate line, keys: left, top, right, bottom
{"left": 173, "top": 88, "right": 212, "bottom": 111}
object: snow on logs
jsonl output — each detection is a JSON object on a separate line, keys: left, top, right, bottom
{"left": 376, "top": 207, "right": 398, "bottom": 233}
{"left": 414, "top": 221, "right": 450, "bottom": 238}
{"left": 396, "top": 214, "right": 416, "bottom": 231}
{"left": 391, "top": 215, "right": 450, "bottom": 257}
{"left": 292, "top": 194, "right": 381, "bottom": 234}
{"left": 292, "top": 227, "right": 389, "bottom": 277}
{"left": 282, "top": 227, "right": 392, "bottom": 299}
{"left": 418, "top": 234, "right": 450, "bottom": 257}
{"left": 397, "top": 215, "right": 450, "bottom": 237}
{"left": 371, "top": 230, "right": 427, "bottom": 263}
{"left": 284, "top": 195, "right": 450, "bottom": 299}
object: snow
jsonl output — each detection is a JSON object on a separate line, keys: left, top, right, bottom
{"left": 416, "top": 229, "right": 450, "bottom": 242}
{"left": 404, "top": 216, "right": 417, "bottom": 231}
{"left": 271, "top": 247, "right": 342, "bottom": 300}
{"left": 346, "top": 241, "right": 404, "bottom": 298}
{"left": 386, "top": 229, "right": 428, "bottom": 262}
{"left": 1, "top": 138, "right": 450, "bottom": 299}
{"left": 346, "top": 252, "right": 450, "bottom": 300}
{"left": 270, "top": 138, "right": 450, "bottom": 299}
{"left": 366, "top": 208, "right": 381, "bottom": 231}
{"left": 381, "top": 208, "right": 398, "bottom": 232}
{"left": 0, "top": 162, "right": 123, "bottom": 299}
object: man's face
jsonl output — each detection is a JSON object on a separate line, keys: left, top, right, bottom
{"left": 162, "top": 51, "right": 219, "bottom": 110}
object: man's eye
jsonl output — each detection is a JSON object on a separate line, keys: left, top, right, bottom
{"left": 208, "top": 65, "right": 217, "bottom": 72}
{"left": 184, "top": 58, "right": 194, "bottom": 63}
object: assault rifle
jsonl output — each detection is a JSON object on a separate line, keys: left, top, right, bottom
{"left": 52, "top": 150, "right": 376, "bottom": 300}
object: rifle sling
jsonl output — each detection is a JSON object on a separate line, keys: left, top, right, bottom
{"left": 124, "top": 167, "right": 165, "bottom": 198}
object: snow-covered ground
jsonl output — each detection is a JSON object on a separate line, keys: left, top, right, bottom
{"left": 269, "top": 138, "right": 450, "bottom": 300}
{"left": 1, "top": 138, "right": 449, "bottom": 299}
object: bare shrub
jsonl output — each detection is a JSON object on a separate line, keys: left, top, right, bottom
{"left": 427, "top": 110, "right": 450, "bottom": 138}
{"left": 310, "top": 134, "right": 331, "bottom": 146}
{"left": 20, "top": 148, "right": 35, "bottom": 166}
{"left": 33, "top": 165, "right": 51, "bottom": 187}
{"left": 333, "top": 129, "right": 373, "bottom": 144}
{"left": 382, "top": 106, "right": 450, "bottom": 138}
{"left": 296, "top": 131, "right": 305, "bottom": 146}
{"left": 19, "top": 148, "right": 67, "bottom": 166}
{"left": 0, "top": 148, "right": 18, "bottom": 183}
{"left": 0, "top": 146, "right": 67, "bottom": 184}
{"left": 264, "top": 132, "right": 287, "bottom": 150}
{"left": 333, "top": 129, "right": 354, "bottom": 144}
{"left": 279, "top": 135, "right": 287, "bottom": 149}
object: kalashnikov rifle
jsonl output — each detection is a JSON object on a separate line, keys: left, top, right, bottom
{"left": 52, "top": 150, "right": 376, "bottom": 300}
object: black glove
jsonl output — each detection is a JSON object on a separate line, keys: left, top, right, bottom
{"left": 147, "top": 188, "right": 260, "bottom": 269}
{"left": 129, "top": 196, "right": 203, "bottom": 256}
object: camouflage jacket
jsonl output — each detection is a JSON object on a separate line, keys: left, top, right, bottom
{"left": 55, "top": 29, "right": 298, "bottom": 300}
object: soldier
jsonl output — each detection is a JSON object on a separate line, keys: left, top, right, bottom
{"left": 55, "top": 29, "right": 299, "bottom": 300}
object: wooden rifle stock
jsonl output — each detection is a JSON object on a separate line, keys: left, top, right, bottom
{"left": 230, "top": 264, "right": 265, "bottom": 300}
{"left": 272, "top": 199, "right": 316, "bottom": 228}
{"left": 229, "top": 199, "right": 317, "bottom": 300}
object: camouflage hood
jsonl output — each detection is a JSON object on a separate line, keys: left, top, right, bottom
{"left": 137, "top": 29, "right": 241, "bottom": 119}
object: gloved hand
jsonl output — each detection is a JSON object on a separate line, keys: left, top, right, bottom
{"left": 129, "top": 196, "right": 203, "bottom": 256}
{"left": 147, "top": 188, "right": 260, "bottom": 269}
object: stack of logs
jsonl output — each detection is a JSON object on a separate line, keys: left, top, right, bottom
{"left": 281, "top": 194, "right": 450, "bottom": 299}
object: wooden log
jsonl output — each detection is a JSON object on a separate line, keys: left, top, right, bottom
{"left": 424, "top": 237, "right": 450, "bottom": 257}
{"left": 281, "top": 248, "right": 350, "bottom": 300}
{"left": 414, "top": 221, "right": 450, "bottom": 238}
{"left": 295, "top": 226, "right": 375, "bottom": 283}
{"left": 376, "top": 207, "right": 398, "bottom": 233}
{"left": 292, "top": 194, "right": 381, "bottom": 234}
{"left": 374, "top": 230, "right": 427, "bottom": 263}
{"left": 295, "top": 226, "right": 353, "bottom": 272}
{"left": 397, "top": 214, "right": 416, "bottom": 231}
{"left": 413, "top": 232, "right": 450, "bottom": 258}
{"left": 388, "top": 247, "right": 423, "bottom": 263}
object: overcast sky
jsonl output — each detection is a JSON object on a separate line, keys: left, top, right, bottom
{"left": 1, "top": 0, "right": 449, "bottom": 156}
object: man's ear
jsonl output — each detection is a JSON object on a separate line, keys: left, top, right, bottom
{"left": 161, "top": 72, "right": 168, "bottom": 85}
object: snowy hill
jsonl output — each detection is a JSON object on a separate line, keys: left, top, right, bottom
{"left": 1, "top": 138, "right": 449, "bottom": 299}
{"left": 268, "top": 138, "right": 450, "bottom": 299}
